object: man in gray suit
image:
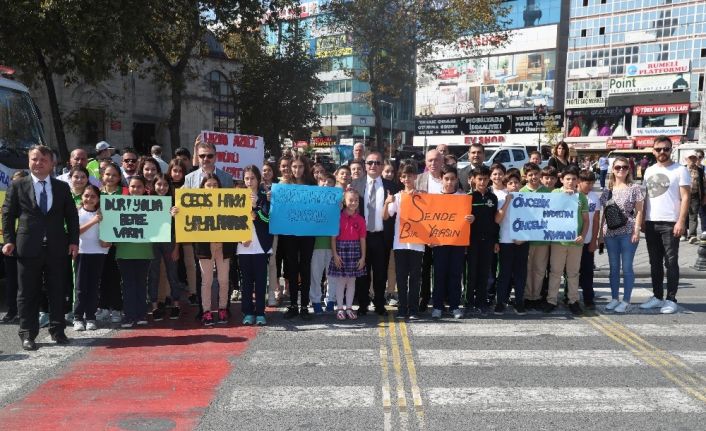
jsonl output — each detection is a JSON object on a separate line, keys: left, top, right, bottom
{"left": 183, "top": 142, "right": 234, "bottom": 188}
{"left": 458, "top": 143, "right": 486, "bottom": 193}
{"left": 2, "top": 145, "right": 80, "bottom": 350}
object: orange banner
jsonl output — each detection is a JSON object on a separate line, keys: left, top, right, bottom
{"left": 399, "top": 193, "right": 472, "bottom": 246}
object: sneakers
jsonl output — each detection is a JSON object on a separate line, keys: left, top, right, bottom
{"left": 283, "top": 307, "right": 299, "bottom": 319}
{"left": 120, "top": 318, "right": 134, "bottom": 328}
{"left": 136, "top": 318, "right": 148, "bottom": 326}
{"left": 300, "top": 307, "right": 312, "bottom": 320}
{"left": 494, "top": 303, "right": 506, "bottom": 315}
{"left": 111, "top": 310, "right": 122, "bottom": 323}
{"left": 408, "top": 314, "right": 420, "bottom": 321}
{"left": 543, "top": 302, "right": 557, "bottom": 314}
{"left": 202, "top": 311, "right": 215, "bottom": 326}
{"left": 242, "top": 315, "right": 255, "bottom": 325}
{"left": 606, "top": 299, "right": 620, "bottom": 310}
{"left": 336, "top": 309, "right": 346, "bottom": 320}
{"left": 513, "top": 303, "right": 526, "bottom": 316}
{"left": 217, "top": 309, "right": 228, "bottom": 324}
{"left": 325, "top": 301, "right": 335, "bottom": 313}
{"left": 169, "top": 307, "right": 181, "bottom": 320}
{"left": 452, "top": 308, "right": 463, "bottom": 319}
{"left": 584, "top": 301, "right": 596, "bottom": 311}
{"left": 395, "top": 311, "right": 407, "bottom": 320}
{"left": 85, "top": 320, "right": 98, "bottom": 331}
{"left": 660, "top": 300, "right": 678, "bottom": 314}
{"left": 688, "top": 236, "right": 699, "bottom": 244}
{"left": 73, "top": 320, "right": 85, "bottom": 331}
{"left": 614, "top": 301, "right": 630, "bottom": 313}
{"left": 640, "top": 296, "right": 664, "bottom": 310}
{"left": 255, "top": 316, "right": 267, "bottom": 326}
{"left": 431, "top": 308, "right": 443, "bottom": 319}
{"left": 188, "top": 294, "right": 198, "bottom": 306}
{"left": 312, "top": 303, "right": 324, "bottom": 315}
{"left": 346, "top": 309, "right": 357, "bottom": 320}
{"left": 152, "top": 307, "right": 165, "bottom": 321}
{"left": 95, "top": 309, "right": 110, "bottom": 321}
{"left": 569, "top": 301, "right": 583, "bottom": 315}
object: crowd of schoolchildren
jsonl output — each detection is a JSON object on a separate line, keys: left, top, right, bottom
{"left": 2, "top": 137, "right": 677, "bottom": 333}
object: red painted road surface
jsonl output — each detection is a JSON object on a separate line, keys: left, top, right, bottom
{"left": 0, "top": 320, "right": 258, "bottom": 430}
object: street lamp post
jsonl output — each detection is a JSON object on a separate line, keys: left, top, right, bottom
{"left": 324, "top": 113, "right": 337, "bottom": 142}
{"left": 380, "top": 99, "right": 394, "bottom": 158}
{"left": 534, "top": 103, "right": 546, "bottom": 148}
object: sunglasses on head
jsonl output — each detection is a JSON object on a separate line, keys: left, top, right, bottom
{"left": 198, "top": 153, "right": 215, "bottom": 159}
{"left": 654, "top": 147, "right": 671, "bottom": 153}
{"left": 366, "top": 160, "right": 382, "bottom": 166}
{"left": 613, "top": 165, "right": 629, "bottom": 171}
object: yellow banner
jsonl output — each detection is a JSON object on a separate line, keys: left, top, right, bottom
{"left": 174, "top": 188, "right": 252, "bottom": 243}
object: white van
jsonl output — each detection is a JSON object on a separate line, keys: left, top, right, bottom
{"left": 457, "top": 144, "right": 550, "bottom": 170}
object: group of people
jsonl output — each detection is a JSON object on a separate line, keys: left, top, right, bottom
{"left": 0, "top": 136, "right": 692, "bottom": 351}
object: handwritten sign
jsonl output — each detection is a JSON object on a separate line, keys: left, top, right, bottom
{"left": 502, "top": 192, "right": 579, "bottom": 241}
{"left": 269, "top": 184, "right": 343, "bottom": 236}
{"left": 100, "top": 196, "right": 171, "bottom": 242}
{"left": 399, "top": 193, "right": 472, "bottom": 246}
{"left": 200, "top": 130, "right": 265, "bottom": 180}
{"left": 174, "top": 189, "right": 252, "bottom": 242}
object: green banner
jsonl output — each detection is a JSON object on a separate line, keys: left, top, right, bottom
{"left": 100, "top": 195, "right": 172, "bottom": 242}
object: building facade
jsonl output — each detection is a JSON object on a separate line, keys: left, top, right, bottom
{"left": 564, "top": 0, "right": 705, "bottom": 153}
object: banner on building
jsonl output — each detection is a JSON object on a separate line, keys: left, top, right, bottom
{"left": 399, "top": 193, "right": 472, "bottom": 246}
{"left": 511, "top": 113, "right": 563, "bottom": 134}
{"left": 200, "top": 131, "right": 265, "bottom": 181}
{"left": 269, "top": 184, "right": 343, "bottom": 236}
{"left": 565, "top": 97, "right": 606, "bottom": 108}
{"left": 625, "top": 60, "right": 690, "bottom": 77}
{"left": 502, "top": 192, "right": 579, "bottom": 242}
{"left": 174, "top": 189, "right": 252, "bottom": 243}
{"left": 633, "top": 104, "right": 690, "bottom": 116}
{"left": 100, "top": 196, "right": 171, "bottom": 242}
{"left": 608, "top": 74, "right": 690, "bottom": 94}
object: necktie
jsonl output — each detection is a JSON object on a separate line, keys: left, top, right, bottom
{"left": 367, "top": 180, "right": 376, "bottom": 231}
{"left": 39, "top": 180, "right": 48, "bottom": 214}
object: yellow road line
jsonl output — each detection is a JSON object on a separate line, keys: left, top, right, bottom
{"left": 584, "top": 315, "right": 706, "bottom": 403}
{"left": 387, "top": 313, "right": 409, "bottom": 412}
{"left": 378, "top": 318, "right": 392, "bottom": 431}
{"left": 398, "top": 318, "right": 426, "bottom": 429}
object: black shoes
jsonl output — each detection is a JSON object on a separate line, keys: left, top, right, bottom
{"left": 169, "top": 307, "right": 181, "bottom": 320}
{"left": 543, "top": 302, "right": 557, "bottom": 314}
{"left": 22, "top": 338, "right": 37, "bottom": 351}
{"left": 513, "top": 303, "right": 527, "bottom": 316}
{"left": 569, "top": 301, "right": 583, "bottom": 316}
{"left": 1, "top": 313, "right": 18, "bottom": 324}
{"left": 375, "top": 306, "right": 387, "bottom": 316}
{"left": 494, "top": 303, "right": 506, "bottom": 315}
{"left": 584, "top": 301, "right": 596, "bottom": 311}
{"left": 283, "top": 306, "right": 299, "bottom": 319}
{"left": 358, "top": 307, "right": 368, "bottom": 316}
{"left": 51, "top": 332, "right": 69, "bottom": 344}
{"left": 152, "top": 307, "right": 165, "bottom": 321}
{"left": 300, "top": 307, "right": 312, "bottom": 320}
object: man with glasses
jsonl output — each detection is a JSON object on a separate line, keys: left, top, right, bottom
{"left": 351, "top": 152, "right": 399, "bottom": 315}
{"left": 183, "top": 142, "right": 234, "bottom": 188}
{"left": 120, "top": 148, "right": 140, "bottom": 186}
{"left": 639, "top": 136, "right": 690, "bottom": 314}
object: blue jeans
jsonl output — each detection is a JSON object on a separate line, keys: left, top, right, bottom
{"left": 605, "top": 234, "right": 638, "bottom": 302}
{"left": 600, "top": 169, "right": 608, "bottom": 189}
{"left": 148, "top": 242, "right": 184, "bottom": 303}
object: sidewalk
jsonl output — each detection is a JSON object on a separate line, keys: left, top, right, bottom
{"left": 594, "top": 234, "right": 706, "bottom": 279}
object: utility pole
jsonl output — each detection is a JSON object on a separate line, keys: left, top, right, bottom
{"left": 700, "top": 82, "right": 706, "bottom": 147}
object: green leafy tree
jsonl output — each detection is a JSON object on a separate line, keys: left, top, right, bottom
{"left": 323, "top": 0, "right": 509, "bottom": 151}
{"left": 0, "top": 0, "right": 134, "bottom": 161}
{"left": 232, "top": 25, "right": 323, "bottom": 159}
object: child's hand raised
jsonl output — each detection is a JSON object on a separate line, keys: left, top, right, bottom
{"left": 384, "top": 191, "right": 394, "bottom": 205}
{"left": 170, "top": 206, "right": 180, "bottom": 216}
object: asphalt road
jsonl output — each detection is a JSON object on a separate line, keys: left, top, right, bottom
{"left": 1, "top": 276, "right": 704, "bottom": 430}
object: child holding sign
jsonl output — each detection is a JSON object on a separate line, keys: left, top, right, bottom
{"left": 238, "top": 166, "right": 273, "bottom": 326}
{"left": 494, "top": 171, "right": 529, "bottom": 315}
{"left": 384, "top": 163, "right": 425, "bottom": 319}
{"left": 73, "top": 185, "right": 111, "bottom": 331}
{"left": 328, "top": 189, "right": 367, "bottom": 320}
{"left": 431, "top": 165, "right": 474, "bottom": 320}
{"left": 96, "top": 163, "right": 124, "bottom": 324}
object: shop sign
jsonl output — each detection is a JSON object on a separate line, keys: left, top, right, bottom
{"left": 634, "top": 135, "right": 682, "bottom": 148}
{"left": 415, "top": 117, "right": 464, "bottom": 136}
{"left": 463, "top": 115, "right": 512, "bottom": 135}
{"left": 565, "top": 97, "right": 606, "bottom": 108}
{"left": 608, "top": 74, "right": 690, "bottom": 94}
{"left": 315, "top": 34, "right": 352, "bottom": 58}
{"left": 632, "top": 126, "right": 684, "bottom": 136}
{"left": 625, "top": 60, "right": 690, "bottom": 77}
{"left": 311, "top": 137, "right": 335, "bottom": 148}
{"left": 606, "top": 138, "right": 634, "bottom": 149}
{"left": 633, "top": 103, "right": 690, "bottom": 116}
{"left": 566, "top": 106, "right": 632, "bottom": 117}
{"left": 464, "top": 135, "right": 507, "bottom": 145}
{"left": 511, "top": 113, "right": 563, "bottom": 134}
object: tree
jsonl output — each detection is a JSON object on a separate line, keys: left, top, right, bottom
{"left": 0, "top": 0, "right": 134, "bottom": 161}
{"left": 323, "top": 0, "right": 509, "bottom": 151}
{"left": 122, "top": 0, "right": 295, "bottom": 155}
{"left": 231, "top": 25, "right": 323, "bottom": 159}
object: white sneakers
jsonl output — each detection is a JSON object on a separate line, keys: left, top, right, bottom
{"left": 606, "top": 299, "right": 620, "bottom": 310}
{"left": 452, "top": 309, "right": 463, "bottom": 319}
{"left": 73, "top": 320, "right": 85, "bottom": 331}
{"left": 639, "top": 296, "right": 664, "bottom": 310}
{"left": 660, "top": 300, "right": 678, "bottom": 314}
{"left": 95, "top": 309, "right": 110, "bottom": 321}
{"left": 85, "top": 320, "right": 98, "bottom": 331}
{"left": 110, "top": 310, "right": 122, "bottom": 323}
{"left": 431, "top": 309, "right": 443, "bottom": 319}
{"left": 614, "top": 301, "right": 630, "bottom": 313}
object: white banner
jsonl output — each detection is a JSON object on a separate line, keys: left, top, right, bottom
{"left": 625, "top": 60, "right": 690, "bottom": 77}
{"left": 565, "top": 97, "right": 606, "bottom": 108}
{"left": 632, "top": 126, "right": 684, "bottom": 136}
{"left": 200, "top": 131, "right": 265, "bottom": 180}
{"left": 608, "top": 73, "right": 690, "bottom": 94}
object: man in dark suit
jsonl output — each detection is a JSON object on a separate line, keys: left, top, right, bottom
{"left": 351, "top": 151, "right": 399, "bottom": 315}
{"left": 458, "top": 143, "right": 486, "bottom": 193}
{"left": 2, "top": 145, "right": 79, "bottom": 351}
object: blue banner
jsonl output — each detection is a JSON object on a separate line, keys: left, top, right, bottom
{"left": 269, "top": 184, "right": 344, "bottom": 236}
{"left": 501, "top": 192, "right": 579, "bottom": 242}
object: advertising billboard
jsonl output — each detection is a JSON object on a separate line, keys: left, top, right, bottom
{"left": 624, "top": 60, "right": 690, "bottom": 77}
{"left": 608, "top": 73, "right": 690, "bottom": 94}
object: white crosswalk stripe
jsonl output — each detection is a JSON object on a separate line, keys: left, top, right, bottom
{"left": 227, "top": 386, "right": 376, "bottom": 410}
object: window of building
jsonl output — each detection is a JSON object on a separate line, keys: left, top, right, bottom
{"left": 600, "top": 0, "right": 606, "bottom": 3}
{"left": 599, "top": 26, "right": 605, "bottom": 35}
{"left": 79, "top": 108, "right": 105, "bottom": 147}
{"left": 583, "top": 0, "right": 588, "bottom": 6}
{"left": 701, "top": 48, "right": 706, "bottom": 57}
{"left": 580, "top": 29, "right": 587, "bottom": 37}
{"left": 206, "top": 70, "right": 236, "bottom": 133}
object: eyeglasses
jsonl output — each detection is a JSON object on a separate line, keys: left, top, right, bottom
{"left": 366, "top": 160, "right": 382, "bottom": 166}
{"left": 123, "top": 159, "right": 137, "bottom": 163}
{"left": 613, "top": 165, "right": 629, "bottom": 171}
{"left": 198, "top": 154, "right": 215, "bottom": 159}
{"left": 654, "top": 147, "right": 672, "bottom": 153}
